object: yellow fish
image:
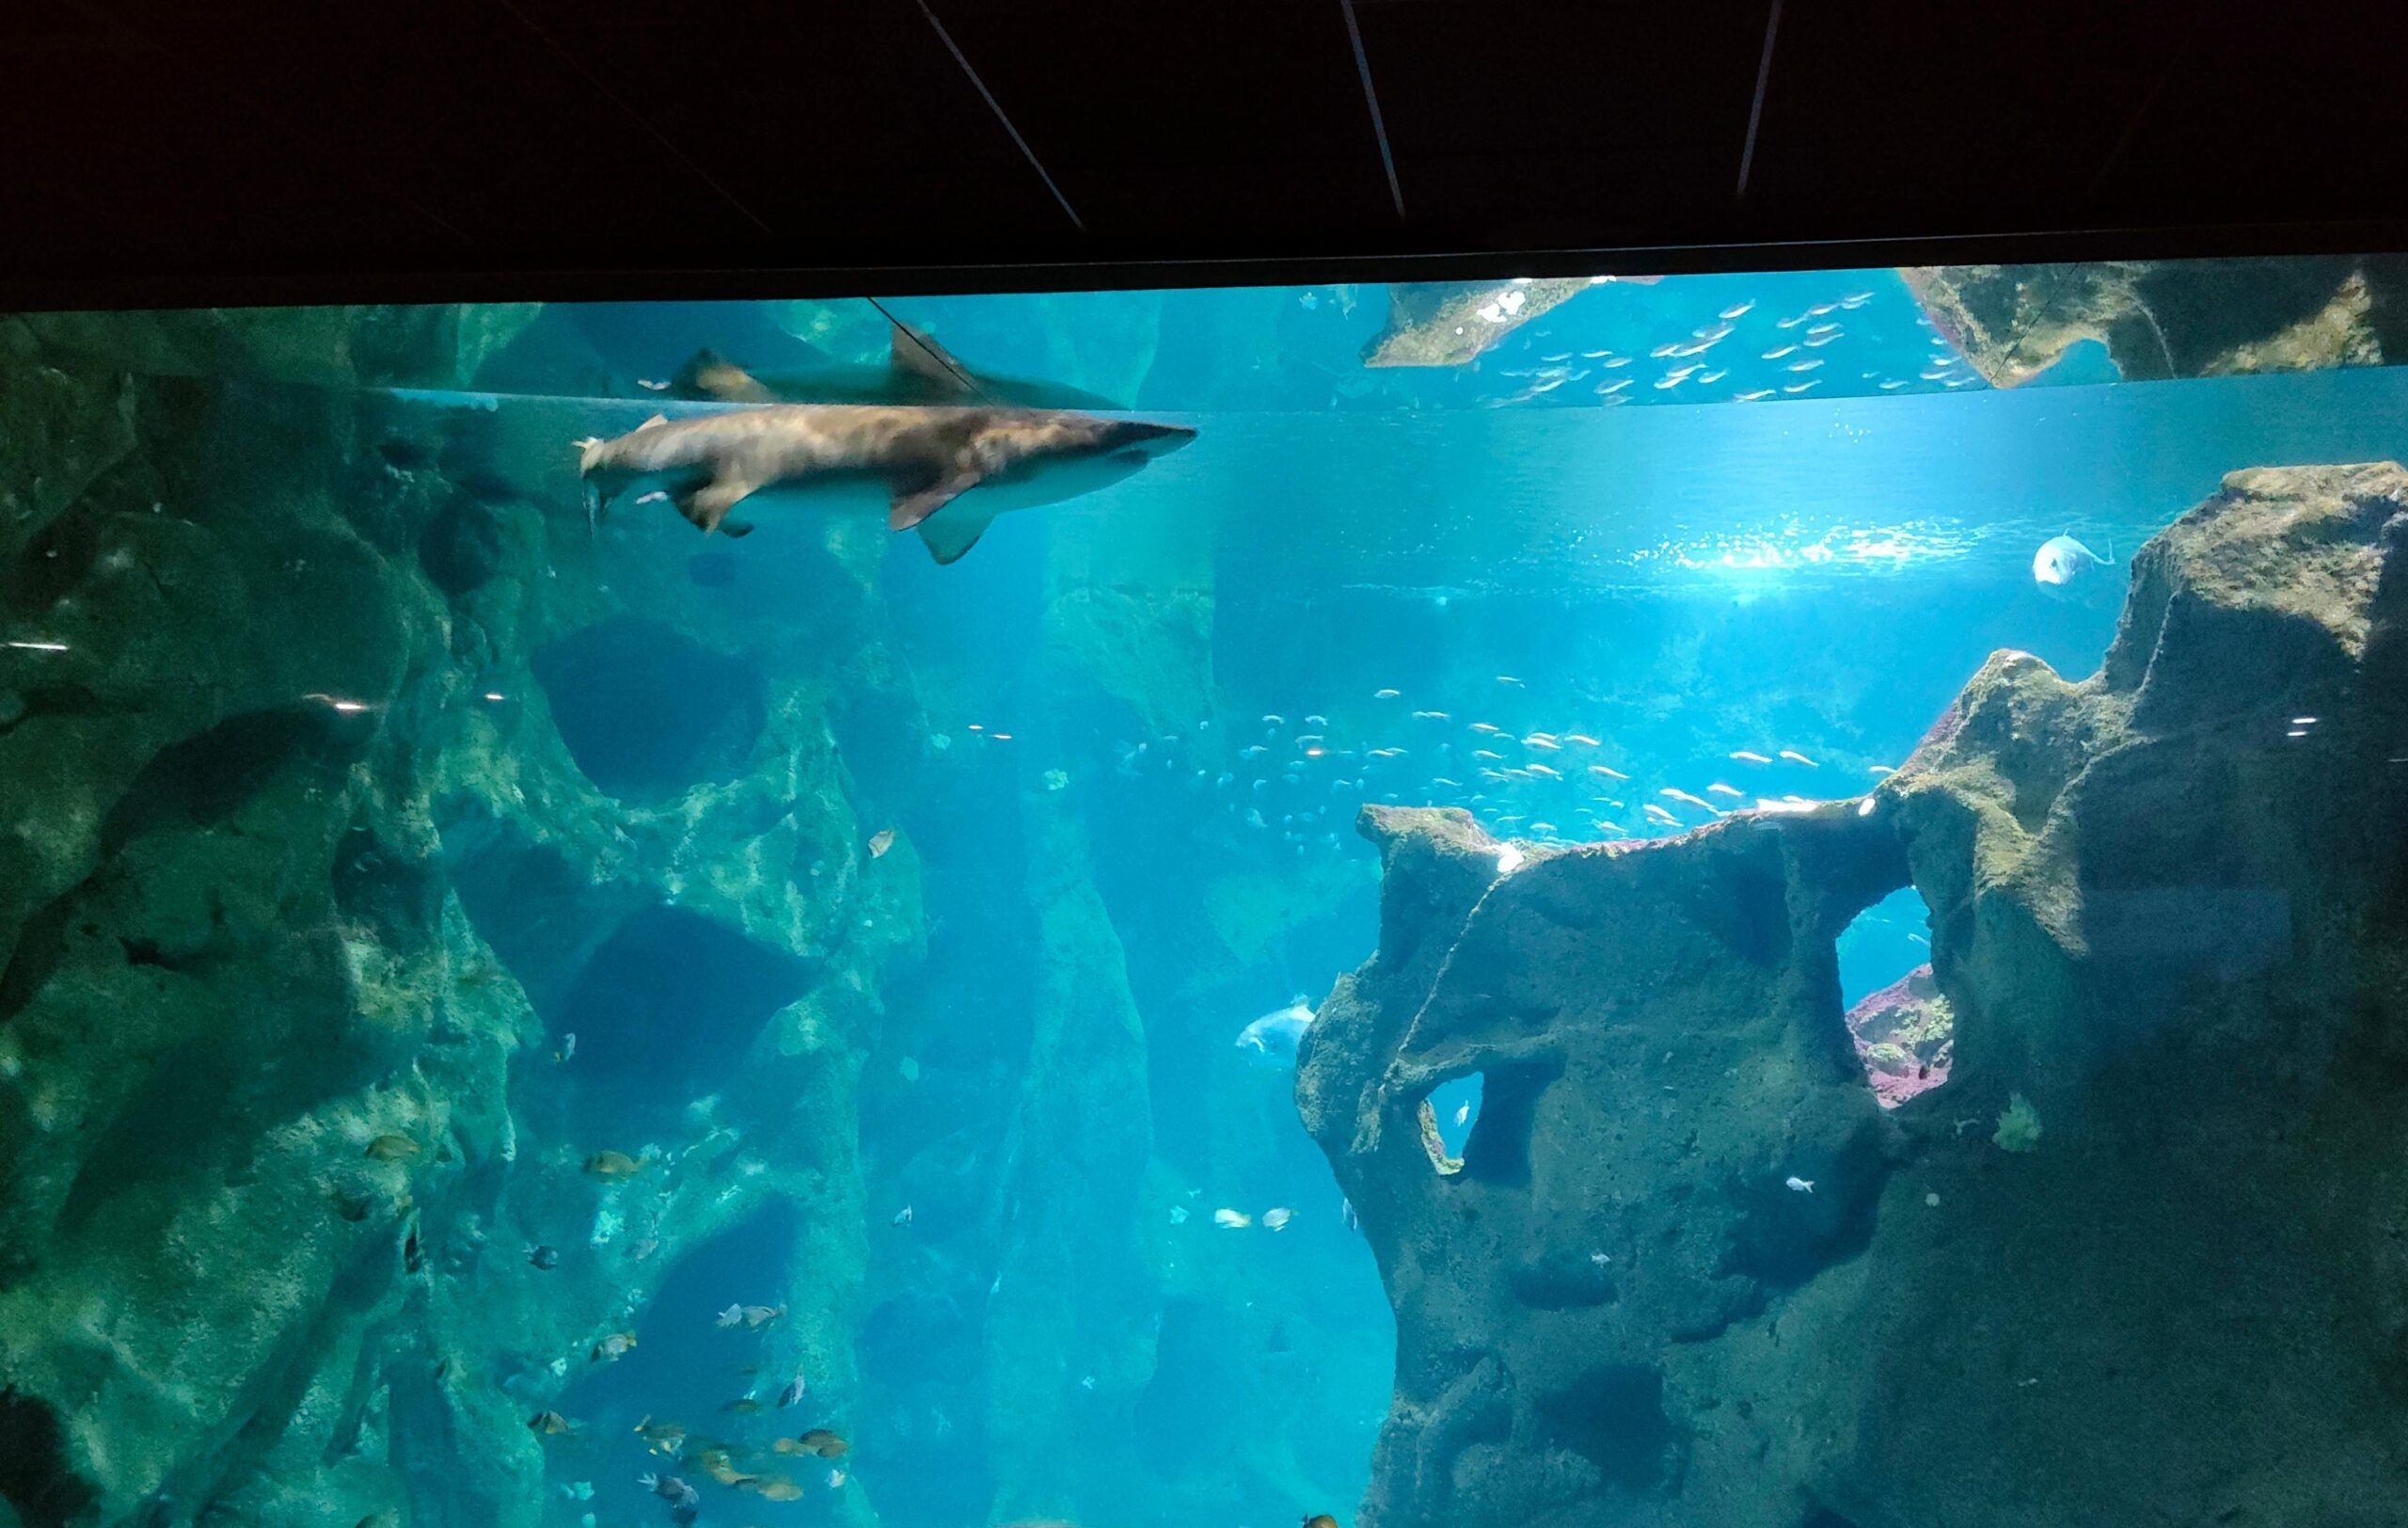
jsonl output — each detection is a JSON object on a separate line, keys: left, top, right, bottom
{"left": 746, "top": 1478, "right": 806, "bottom": 1502}
{"left": 527, "top": 1410, "right": 574, "bottom": 1436}
{"left": 590, "top": 1331, "right": 638, "bottom": 1362}
{"left": 364, "top": 1135, "right": 421, "bottom": 1162}
{"left": 795, "top": 1428, "right": 849, "bottom": 1457}
{"left": 867, "top": 828, "right": 896, "bottom": 859}
{"left": 583, "top": 1151, "right": 644, "bottom": 1180}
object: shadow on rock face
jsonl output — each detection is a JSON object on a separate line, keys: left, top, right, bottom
{"left": 531, "top": 615, "right": 765, "bottom": 804}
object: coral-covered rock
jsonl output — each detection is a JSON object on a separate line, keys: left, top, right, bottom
{"left": 0, "top": 313, "right": 913, "bottom": 1528}
{"left": 1843, "top": 964, "right": 1952, "bottom": 1106}
{"left": 1900, "top": 256, "right": 2408, "bottom": 384}
{"left": 1307, "top": 461, "right": 2408, "bottom": 1526}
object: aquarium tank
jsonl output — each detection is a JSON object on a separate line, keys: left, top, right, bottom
{"left": 4, "top": 254, "right": 2408, "bottom": 1528}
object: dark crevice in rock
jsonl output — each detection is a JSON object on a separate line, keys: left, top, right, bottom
{"left": 417, "top": 490, "right": 510, "bottom": 597}
{"left": 531, "top": 616, "right": 764, "bottom": 804}
{"left": 0, "top": 1386, "right": 98, "bottom": 1528}
{"left": 549, "top": 904, "right": 810, "bottom": 1135}
{"left": 331, "top": 823, "right": 442, "bottom": 951}
{"left": 1533, "top": 1363, "right": 1675, "bottom": 1492}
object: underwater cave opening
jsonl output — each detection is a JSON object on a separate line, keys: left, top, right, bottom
{"left": 531, "top": 615, "right": 766, "bottom": 804}
{"left": 550, "top": 903, "right": 811, "bottom": 1138}
{"left": 1420, "top": 1064, "right": 1550, "bottom": 1186}
{"left": 1837, "top": 886, "right": 1953, "bottom": 1108}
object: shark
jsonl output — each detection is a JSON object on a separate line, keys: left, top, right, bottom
{"left": 577, "top": 404, "right": 1196, "bottom": 563}
{"left": 668, "top": 321, "right": 1125, "bottom": 413}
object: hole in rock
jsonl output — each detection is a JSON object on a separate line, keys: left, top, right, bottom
{"left": 1838, "top": 887, "right": 1953, "bottom": 1108}
{"left": 555, "top": 1203, "right": 805, "bottom": 1524}
{"left": 1533, "top": 1363, "right": 1675, "bottom": 1492}
{"left": 552, "top": 904, "right": 810, "bottom": 1135}
{"left": 1427, "top": 1073, "right": 1484, "bottom": 1163}
{"left": 1420, "top": 1064, "right": 1551, "bottom": 1186}
{"left": 0, "top": 1387, "right": 99, "bottom": 1528}
{"left": 443, "top": 814, "right": 643, "bottom": 1015}
{"left": 531, "top": 615, "right": 764, "bottom": 804}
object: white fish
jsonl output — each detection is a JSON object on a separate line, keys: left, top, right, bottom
{"left": 1779, "top": 749, "right": 1820, "bottom": 767}
{"left": 1413, "top": 709, "right": 1450, "bottom": 721}
{"left": 1719, "top": 300, "right": 1756, "bottom": 319}
{"left": 1236, "top": 999, "right": 1315, "bottom": 1067}
{"left": 1763, "top": 344, "right": 1798, "bottom": 358}
{"left": 893, "top": 1204, "right": 913, "bottom": 1227}
{"left": 1213, "top": 1208, "right": 1252, "bottom": 1229}
{"left": 1661, "top": 788, "right": 1719, "bottom": 813}
{"left": 1603, "top": 355, "right": 1632, "bottom": 368}
{"left": 1169, "top": 1205, "right": 1189, "bottom": 1224}
{"left": 1469, "top": 722, "right": 1502, "bottom": 734}
{"left": 1374, "top": 688, "right": 1402, "bottom": 699}
{"left": 1706, "top": 783, "right": 1742, "bottom": 797}
{"left": 1588, "top": 764, "right": 1629, "bottom": 780}
{"left": 1785, "top": 358, "right": 1824, "bottom": 373}
{"left": 1785, "top": 1175, "right": 1814, "bottom": 1194}
{"left": 1496, "top": 676, "right": 1523, "bottom": 686}
{"left": 1527, "top": 763, "right": 1560, "bottom": 779}
{"left": 1730, "top": 750, "right": 1771, "bottom": 764}
{"left": 2032, "top": 533, "right": 2107, "bottom": 588}
{"left": 1564, "top": 733, "right": 1601, "bottom": 746}
{"left": 1263, "top": 1207, "right": 1293, "bottom": 1231}
{"left": 1735, "top": 389, "right": 1776, "bottom": 401}
{"left": 1453, "top": 1102, "right": 1471, "bottom": 1126}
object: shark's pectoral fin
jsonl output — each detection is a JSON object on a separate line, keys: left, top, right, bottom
{"left": 889, "top": 473, "right": 981, "bottom": 532}
{"left": 675, "top": 476, "right": 760, "bottom": 536}
{"left": 916, "top": 503, "right": 999, "bottom": 565}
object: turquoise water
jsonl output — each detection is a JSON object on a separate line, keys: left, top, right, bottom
{"left": 515, "top": 281, "right": 2408, "bottom": 1527}
{"left": 8, "top": 267, "right": 2408, "bottom": 1528}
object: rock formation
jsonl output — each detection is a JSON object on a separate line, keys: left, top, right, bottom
{"left": 1900, "top": 256, "right": 2408, "bottom": 385}
{"left": 1302, "top": 462, "right": 2408, "bottom": 1526}
{"left": 0, "top": 309, "right": 915, "bottom": 1528}
{"left": 1362, "top": 277, "right": 1660, "bottom": 368}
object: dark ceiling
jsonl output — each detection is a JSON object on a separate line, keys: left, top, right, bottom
{"left": 7, "top": 0, "right": 2406, "bottom": 309}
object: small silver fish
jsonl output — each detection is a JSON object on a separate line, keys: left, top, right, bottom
{"left": 1785, "top": 1175, "right": 1814, "bottom": 1194}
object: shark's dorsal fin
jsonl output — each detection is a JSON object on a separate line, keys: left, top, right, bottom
{"left": 889, "top": 472, "right": 980, "bottom": 532}
{"left": 889, "top": 323, "right": 978, "bottom": 399}
{"left": 916, "top": 502, "right": 997, "bottom": 565}
{"left": 639, "top": 413, "right": 669, "bottom": 431}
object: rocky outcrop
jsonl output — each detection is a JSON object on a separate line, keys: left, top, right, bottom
{"left": 1362, "top": 277, "right": 1659, "bottom": 368}
{"left": 1900, "top": 256, "right": 2408, "bottom": 385}
{"left": 0, "top": 312, "right": 915, "bottom": 1528}
{"left": 1303, "top": 462, "right": 2408, "bottom": 1526}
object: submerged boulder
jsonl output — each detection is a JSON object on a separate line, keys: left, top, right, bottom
{"left": 1306, "top": 461, "right": 2408, "bottom": 1526}
{"left": 1900, "top": 256, "right": 2408, "bottom": 384}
